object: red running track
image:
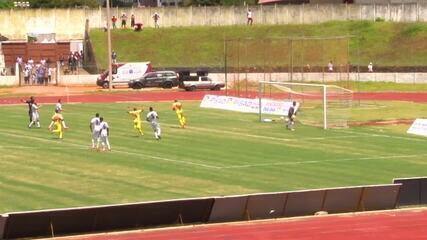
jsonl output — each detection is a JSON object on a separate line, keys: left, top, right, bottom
{"left": 59, "top": 209, "right": 427, "bottom": 240}
{"left": 2, "top": 91, "right": 427, "bottom": 105}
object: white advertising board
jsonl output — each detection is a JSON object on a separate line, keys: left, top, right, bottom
{"left": 407, "top": 119, "right": 427, "bottom": 137}
{"left": 200, "top": 95, "right": 298, "bottom": 116}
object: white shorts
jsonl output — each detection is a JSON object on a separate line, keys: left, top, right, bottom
{"left": 92, "top": 131, "right": 100, "bottom": 140}
{"left": 32, "top": 112, "right": 39, "bottom": 121}
{"left": 151, "top": 122, "right": 160, "bottom": 131}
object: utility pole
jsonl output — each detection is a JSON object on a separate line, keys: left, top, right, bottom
{"left": 106, "top": 0, "right": 113, "bottom": 91}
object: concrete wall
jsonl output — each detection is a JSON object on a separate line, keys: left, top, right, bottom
{"left": 1, "top": 3, "right": 427, "bottom": 40}
{"left": 217, "top": 72, "right": 427, "bottom": 84}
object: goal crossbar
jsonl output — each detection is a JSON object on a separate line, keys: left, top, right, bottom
{"left": 258, "top": 81, "right": 353, "bottom": 129}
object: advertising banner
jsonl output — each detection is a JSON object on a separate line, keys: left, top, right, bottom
{"left": 407, "top": 119, "right": 427, "bottom": 137}
{"left": 200, "top": 95, "right": 297, "bottom": 116}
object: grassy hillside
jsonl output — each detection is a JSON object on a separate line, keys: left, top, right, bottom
{"left": 90, "top": 21, "right": 427, "bottom": 70}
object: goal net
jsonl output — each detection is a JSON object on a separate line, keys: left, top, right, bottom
{"left": 258, "top": 81, "right": 353, "bottom": 129}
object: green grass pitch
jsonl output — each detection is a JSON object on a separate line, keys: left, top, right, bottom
{"left": 1, "top": 100, "right": 427, "bottom": 213}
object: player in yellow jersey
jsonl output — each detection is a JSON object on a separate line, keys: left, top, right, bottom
{"left": 48, "top": 109, "right": 68, "bottom": 139}
{"left": 172, "top": 99, "right": 186, "bottom": 128}
{"left": 127, "top": 107, "right": 144, "bottom": 136}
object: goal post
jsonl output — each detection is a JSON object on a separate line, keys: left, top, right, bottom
{"left": 258, "top": 81, "right": 353, "bottom": 129}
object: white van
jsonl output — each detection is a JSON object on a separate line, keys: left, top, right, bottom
{"left": 96, "top": 62, "right": 152, "bottom": 88}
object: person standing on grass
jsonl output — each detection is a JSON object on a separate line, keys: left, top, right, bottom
{"left": 22, "top": 96, "right": 35, "bottom": 124}
{"left": 146, "top": 107, "right": 161, "bottom": 140}
{"left": 112, "top": 15, "right": 117, "bottom": 29}
{"left": 152, "top": 12, "right": 160, "bottom": 28}
{"left": 127, "top": 107, "right": 144, "bottom": 136}
{"left": 99, "top": 117, "right": 111, "bottom": 151}
{"left": 247, "top": 9, "right": 253, "bottom": 25}
{"left": 121, "top": 13, "right": 127, "bottom": 28}
{"left": 286, "top": 101, "right": 298, "bottom": 131}
{"left": 55, "top": 99, "right": 63, "bottom": 113}
{"left": 112, "top": 51, "right": 117, "bottom": 64}
{"left": 49, "top": 109, "right": 68, "bottom": 139}
{"left": 28, "top": 102, "right": 41, "bottom": 128}
{"left": 328, "top": 61, "right": 334, "bottom": 72}
{"left": 172, "top": 100, "right": 186, "bottom": 128}
{"left": 368, "top": 62, "right": 373, "bottom": 72}
{"left": 131, "top": 14, "right": 135, "bottom": 28}
{"left": 90, "top": 113, "right": 101, "bottom": 149}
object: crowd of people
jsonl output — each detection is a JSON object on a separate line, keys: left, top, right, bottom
{"left": 60, "top": 51, "right": 84, "bottom": 74}
{"left": 109, "top": 12, "right": 161, "bottom": 31}
{"left": 17, "top": 56, "right": 53, "bottom": 85}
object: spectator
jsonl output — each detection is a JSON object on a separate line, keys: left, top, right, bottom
{"left": 24, "top": 66, "right": 30, "bottom": 84}
{"left": 112, "top": 51, "right": 117, "bottom": 63}
{"left": 59, "top": 55, "right": 65, "bottom": 66}
{"left": 36, "top": 66, "right": 45, "bottom": 85}
{"left": 27, "top": 58, "right": 34, "bottom": 66}
{"left": 80, "top": 50, "right": 84, "bottom": 66}
{"left": 111, "top": 15, "right": 117, "bottom": 29}
{"left": 40, "top": 58, "right": 46, "bottom": 66}
{"left": 368, "top": 62, "right": 373, "bottom": 72}
{"left": 247, "top": 9, "right": 253, "bottom": 25}
{"left": 152, "top": 12, "right": 160, "bottom": 28}
{"left": 48, "top": 67, "right": 52, "bottom": 83}
{"left": 121, "top": 13, "right": 127, "bottom": 28}
{"left": 131, "top": 14, "right": 135, "bottom": 28}
{"left": 16, "top": 56, "right": 23, "bottom": 65}
{"left": 328, "top": 61, "right": 333, "bottom": 72}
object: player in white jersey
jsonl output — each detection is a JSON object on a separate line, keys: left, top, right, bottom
{"left": 55, "top": 99, "right": 63, "bottom": 112}
{"left": 89, "top": 113, "right": 101, "bottom": 149}
{"left": 28, "top": 102, "right": 41, "bottom": 128}
{"left": 99, "top": 117, "right": 111, "bottom": 151}
{"left": 146, "top": 107, "right": 161, "bottom": 140}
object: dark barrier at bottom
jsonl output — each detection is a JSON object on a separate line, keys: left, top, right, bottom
{"left": 208, "top": 196, "right": 248, "bottom": 223}
{"left": 359, "top": 184, "right": 401, "bottom": 211}
{"left": 0, "top": 215, "right": 7, "bottom": 239}
{"left": 394, "top": 177, "right": 427, "bottom": 206}
{"left": 283, "top": 190, "right": 325, "bottom": 217}
{"left": 322, "top": 187, "right": 363, "bottom": 214}
{"left": 246, "top": 193, "right": 287, "bottom": 220}
{"left": 3, "top": 198, "right": 214, "bottom": 239}
{"left": 1, "top": 183, "right": 402, "bottom": 239}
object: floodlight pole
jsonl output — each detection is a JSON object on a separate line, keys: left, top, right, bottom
{"left": 323, "top": 85, "right": 327, "bottom": 130}
{"left": 106, "top": 0, "right": 113, "bottom": 91}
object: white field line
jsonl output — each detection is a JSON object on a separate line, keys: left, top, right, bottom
{"left": 221, "top": 153, "right": 427, "bottom": 169}
{"left": 342, "top": 129, "right": 427, "bottom": 142}
{"left": 0, "top": 130, "right": 222, "bottom": 169}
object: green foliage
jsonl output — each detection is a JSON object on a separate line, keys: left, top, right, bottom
{"left": 90, "top": 21, "right": 427, "bottom": 69}
{"left": 401, "top": 23, "right": 427, "bottom": 37}
{"left": 28, "top": 0, "right": 99, "bottom": 8}
{"left": 0, "top": 0, "right": 13, "bottom": 8}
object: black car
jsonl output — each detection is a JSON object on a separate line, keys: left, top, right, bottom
{"left": 128, "top": 71, "right": 179, "bottom": 89}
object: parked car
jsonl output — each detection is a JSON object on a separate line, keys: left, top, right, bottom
{"left": 179, "top": 76, "right": 225, "bottom": 91}
{"left": 128, "top": 71, "right": 179, "bottom": 89}
{"left": 96, "top": 62, "right": 152, "bottom": 89}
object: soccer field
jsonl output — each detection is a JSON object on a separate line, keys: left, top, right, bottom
{"left": 1, "top": 100, "right": 427, "bottom": 213}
